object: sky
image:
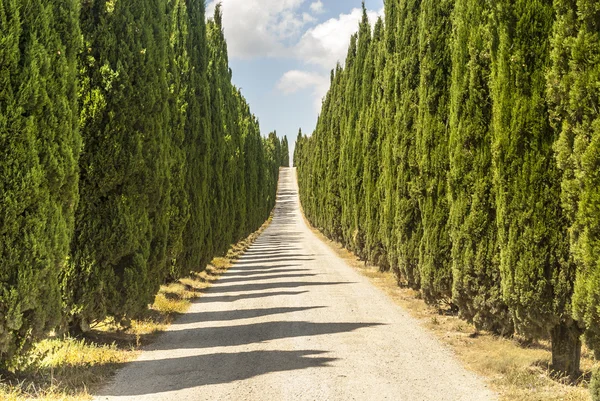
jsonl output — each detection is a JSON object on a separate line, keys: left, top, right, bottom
{"left": 206, "top": 0, "right": 385, "bottom": 160}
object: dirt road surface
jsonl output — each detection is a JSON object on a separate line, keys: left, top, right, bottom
{"left": 95, "top": 167, "right": 496, "bottom": 401}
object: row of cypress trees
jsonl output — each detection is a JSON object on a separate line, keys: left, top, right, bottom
{"left": 295, "top": 0, "right": 600, "bottom": 380}
{"left": 0, "top": 0, "right": 282, "bottom": 369}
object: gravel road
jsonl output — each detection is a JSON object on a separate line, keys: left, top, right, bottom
{"left": 95, "top": 167, "right": 497, "bottom": 401}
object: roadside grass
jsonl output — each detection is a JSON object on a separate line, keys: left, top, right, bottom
{"left": 306, "top": 221, "right": 597, "bottom": 401}
{"left": 0, "top": 218, "right": 271, "bottom": 401}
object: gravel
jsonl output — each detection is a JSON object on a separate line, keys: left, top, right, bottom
{"left": 95, "top": 167, "right": 497, "bottom": 401}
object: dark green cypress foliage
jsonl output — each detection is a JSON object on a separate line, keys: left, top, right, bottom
{"left": 448, "top": 0, "right": 512, "bottom": 333}
{"left": 492, "top": 0, "right": 579, "bottom": 378}
{"left": 349, "top": 6, "right": 371, "bottom": 257}
{"left": 207, "top": 6, "right": 229, "bottom": 256}
{"left": 176, "top": 0, "right": 212, "bottom": 274}
{"left": 416, "top": 0, "right": 453, "bottom": 302}
{"left": 69, "top": 0, "right": 171, "bottom": 327}
{"left": 548, "top": 0, "right": 600, "bottom": 361}
{"left": 378, "top": 0, "right": 399, "bottom": 272}
{"left": 362, "top": 18, "right": 385, "bottom": 265}
{"left": 231, "top": 89, "right": 247, "bottom": 241}
{"left": 164, "top": 0, "right": 191, "bottom": 277}
{"left": 0, "top": 0, "right": 81, "bottom": 367}
{"left": 323, "top": 66, "right": 344, "bottom": 241}
{"left": 294, "top": 129, "right": 304, "bottom": 168}
{"left": 281, "top": 136, "right": 290, "bottom": 167}
{"left": 393, "top": 0, "right": 423, "bottom": 289}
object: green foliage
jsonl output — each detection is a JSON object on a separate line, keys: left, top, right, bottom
{"left": 591, "top": 368, "right": 600, "bottom": 401}
{"left": 281, "top": 136, "right": 290, "bottom": 167}
{"left": 490, "top": 0, "right": 575, "bottom": 348}
{"left": 416, "top": 0, "right": 453, "bottom": 302}
{"left": 392, "top": 0, "right": 422, "bottom": 288}
{"left": 295, "top": 0, "right": 599, "bottom": 378}
{"left": 0, "top": 0, "right": 81, "bottom": 367}
{"left": 1, "top": 0, "right": 277, "bottom": 368}
{"left": 68, "top": 0, "right": 172, "bottom": 327}
{"left": 548, "top": 0, "right": 600, "bottom": 360}
{"left": 448, "top": 0, "right": 512, "bottom": 334}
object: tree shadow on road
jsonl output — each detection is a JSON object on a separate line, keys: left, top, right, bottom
{"left": 97, "top": 350, "right": 337, "bottom": 397}
{"left": 146, "top": 320, "right": 383, "bottom": 351}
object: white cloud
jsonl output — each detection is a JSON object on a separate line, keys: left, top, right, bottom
{"left": 309, "top": 1, "right": 324, "bottom": 14}
{"left": 277, "top": 6, "right": 383, "bottom": 110}
{"left": 206, "top": 0, "right": 310, "bottom": 59}
{"left": 206, "top": 1, "right": 384, "bottom": 112}
{"left": 277, "top": 70, "right": 330, "bottom": 111}
{"left": 294, "top": 7, "right": 383, "bottom": 70}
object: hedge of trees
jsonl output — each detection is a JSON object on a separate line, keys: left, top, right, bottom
{"left": 295, "top": 0, "right": 600, "bottom": 380}
{"left": 0, "top": 1, "right": 282, "bottom": 369}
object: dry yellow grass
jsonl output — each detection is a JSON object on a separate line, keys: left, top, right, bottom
{"left": 0, "top": 217, "right": 272, "bottom": 401}
{"left": 306, "top": 221, "right": 597, "bottom": 401}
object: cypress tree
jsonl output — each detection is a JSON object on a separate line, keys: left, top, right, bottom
{"left": 339, "top": 34, "right": 358, "bottom": 248}
{"left": 164, "top": 0, "right": 191, "bottom": 277}
{"left": 378, "top": 0, "right": 399, "bottom": 272}
{"left": 69, "top": 0, "right": 171, "bottom": 328}
{"left": 416, "top": 0, "right": 454, "bottom": 302}
{"left": 548, "top": 0, "right": 600, "bottom": 361}
{"left": 176, "top": 0, "right": 212, "bottom": 275}
{"left": 393, "top": 0, "right": 423, "bottom": 288}
{"left": 323, "top": 66, "right": 344, "bottom": 241}
{"left": 492, "top": 0, "right": 579, "bottom": 378}
{"left": 362, "top": 17, "right": 385, "bottom": 265}
{"left": 448, "top": 0, "right": 512, "bottom": 333}
{"left": 0, "top": 0, "right": 81, "bottom": 367}
{"left": 281, "top": 136, "right": 290, "bottom": 167}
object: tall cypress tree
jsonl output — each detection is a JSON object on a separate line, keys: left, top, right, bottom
{"left": 0, "top": 0, "right": 81, "bottom": 366}
{"left": 164, "top": 0, "right": 191, "bottom": 277}
{"left": 548, "top": 0, "right": 600, "bottom": 361}
{"left": 492, "top": 0, "right": 579, "bottom": 378}
{"left": 416, "top": 0, "right": 454, "bottom": 303}
{"left": 69, "top": 0, "right": 171, "bottom": 328}
{"left": 448, "top": 0, "right": 512, "bottom": 333}
{"left": 378, "top": 0, "right": 399, "bottom": 272}
{"left": 176, "top": 0, "right": 212, "bottom": 275}
{"left": 281, "top": 136, "right": 290, "bottom": 167}
{"left": 393, "top": 0, "right": 423, "bottom": 288}
{"left": 362, "top": 17, "right": 385, "bottom": 265}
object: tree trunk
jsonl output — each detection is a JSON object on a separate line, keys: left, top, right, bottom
{"left": 551, "top": 321, "right": 582, "bottom": 382}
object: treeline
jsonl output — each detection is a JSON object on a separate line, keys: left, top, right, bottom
{"left": 0, "top": 1, "right": 284, "bottom": 369}
{"left": 295, "top": 0, "right": 600, "bottom": 380}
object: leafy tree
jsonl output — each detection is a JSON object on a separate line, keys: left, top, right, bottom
{"left": 416, "top": 0, "right": 454, "bottom": 302}
{"left": 491, "top": 0, "right": 579, "bottom": 379}
{"left": 0, "top": 0, "right": 81, "bottom": 367}
{"left": 69, "top": 0, "right": 172, "bottom": 329}
{"left": 392, "top": 0, "right": 423, "bottom": 288}
{"left": 548, "top": 0, "right": 600, "bottom": 362}
{"left": 281, "top": 136, "right": 290, "bottom": 167}
{"left": 164, "top": 0, "right": 191, "bottom": 277}
{"left": 176, "top": 0, "right": 212, "bottom": 275}
{"left": 448, "top": 0, "right": 512, "bottom": 334}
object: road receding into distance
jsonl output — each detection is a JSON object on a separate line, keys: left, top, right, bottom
{"left": 95, "top": 167, "right": 496, "bottom": 401}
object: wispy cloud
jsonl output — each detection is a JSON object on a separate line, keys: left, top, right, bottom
{"left": 309, "top": 1, "right": 325, "bottom": 14}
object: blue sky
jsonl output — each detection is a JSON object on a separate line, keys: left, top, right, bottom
{"left": 206, "top": 0, "right": 384, "bottom": 159}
